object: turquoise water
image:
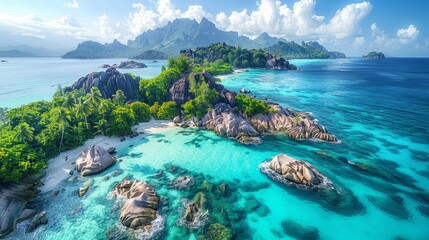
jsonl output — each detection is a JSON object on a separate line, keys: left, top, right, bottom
{"left": 0, "top": 58, "right": 166, "bottom": 108}
{"left": 6, "top": 58, "right": 429, "bottom": 239}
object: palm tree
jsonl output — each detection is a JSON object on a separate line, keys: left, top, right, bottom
{"left": 94, "top": 119, "right": 111, "bottom": 136}
{"left": 75, "top": 97, "right": 91, "bottom": 130}
{"left": 112, "top": 90, "right": 126, "bottom": 106}
{"left": 14, "top": 122, "right": 34, "bottom": 143}
{"left": 52, "top": 107, "right": 71, "bottom": 153}
{"left": 62, "top": 92, "right": 76, "bottom": 110}
{"left": 87, "top": 87, "right": 102, "bottom": 109}
{"left": 98, "top": 100, "right": 112, "bottom": 120}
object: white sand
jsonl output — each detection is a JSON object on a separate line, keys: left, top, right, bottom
{"left": 40, "top": 119, "right": 175, "bottom": 193}
{"left": 216, "top": 68, "right": 249, "bottom": 80}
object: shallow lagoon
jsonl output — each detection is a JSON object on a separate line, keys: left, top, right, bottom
{"left": 6, "top": 58, "right": 429, "bottom": 239}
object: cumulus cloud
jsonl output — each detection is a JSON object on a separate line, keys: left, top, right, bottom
{"left": 215, "top": 0, "right": 372, "bottom": 39}
{"left": 127, "top": 0, "right": 211, "bottom": 37}
{"left": 65, "top": 0, "right": 79, "bottom": 9}
{"left": 396, "top": 24, "right": 419, "bottom": 44}
{"left": 353, "top": 36, "right": 365, "bottom": 47}
{"left": 93, "top": 14, "right": 120, "bottom": 41}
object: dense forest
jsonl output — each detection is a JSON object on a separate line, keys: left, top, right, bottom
{"left": 0, "top": 45, "right": 281, "bottom": 183}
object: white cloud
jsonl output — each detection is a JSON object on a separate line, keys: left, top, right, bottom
{"left": 93, "top": 14, "right": 120, "bottom": 41}
{"left": 353, "top": 36, "right": 365, "bottom": 47}
{"left": 214, "top": 0, "right": 372, "bottom": 39}
{"left": 65, "top": 0, "right": 79, "bottom": 9}
{"left": 127, "top": 0, "right": 211, "bottom": 37}
{"left": 396, "top": 24, "right": 419, "bottom": 44}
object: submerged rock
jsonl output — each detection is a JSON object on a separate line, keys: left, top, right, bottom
{"left": 0, "top": 171, "right": 44, "bottom": 237}
{"left": 260, "top": 154, "right": 333, "bottom": 189}
{"left": 76, "top": 145, "right": 116, "bottom": 176}
{"left": 114, "top": 180, "right": 159, "bottom": 230}
{"left": 78, "top": 179, "right": 94, "bottom": 197}
{"left": 170, "top": 176, "right": 195, "bottom": 189}
{"left": 26, "top": 211, "right": 48, "bottom": 233}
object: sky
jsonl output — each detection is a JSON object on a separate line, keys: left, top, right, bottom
{"left": 0, "top": 0, "right": 428, "bottom": 56}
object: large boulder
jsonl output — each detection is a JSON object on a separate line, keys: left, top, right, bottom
{"left": 201, "top": 103, "right": 261, "bottom": 144}
{"left": 67, "top": 67, "right": 140, "bottom": 100}
{"left": 260, "top": 154, "right": 332, "bottom": 189}
{"left": 76, "top": 145, "right": 116, "bottom": 176}
{"left": 25, "top": 211, "right": 48, "bottom": 233}
{"left": 0, "top": 172, "right": 44, "bottom": 237}
{"left": 114, "top": 180, "right": 159, "bottom": 230}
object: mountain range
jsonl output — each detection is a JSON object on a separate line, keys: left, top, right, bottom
{"left": 1, "top": 18, "right": 345, "bottom": 59}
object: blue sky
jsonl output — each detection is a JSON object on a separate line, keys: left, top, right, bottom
{"left": 0, "top": 0, "right": 428, "bottom": 56}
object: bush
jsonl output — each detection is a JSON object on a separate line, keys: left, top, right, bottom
{"left": 235, "top": 94, "right": 271, "bottom": 116}
{"left": 156, "top": 101, "right": 178, "bottom": 120}
{"left": 111, "top": 107, "right": 135, "bottom": 136}
{"left": 150, "top": 102, "right": 160, "bottom": 117}
{"left": 129, "top": 101, "right": 151, "bottom": 123}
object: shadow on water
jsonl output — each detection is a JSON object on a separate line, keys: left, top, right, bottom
{"left": 281, "top": 219, "right": 320, "bottom": 240}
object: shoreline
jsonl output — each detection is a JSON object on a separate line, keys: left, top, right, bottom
{"left": 216, "top": 68, "right": 249, "bottom": 80}
{"left": 39, "top": 119, "right": 175, "bottom": 193}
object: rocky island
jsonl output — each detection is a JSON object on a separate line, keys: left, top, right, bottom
{"left": 363, "top": 51, "right": 385, "bottom": 59}
{"left": 101, "top": 60, "right": 147, "bottom": 69}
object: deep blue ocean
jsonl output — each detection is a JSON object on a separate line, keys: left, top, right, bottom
{"left": 3, "top": 58, "right": 429, "bottom": 239}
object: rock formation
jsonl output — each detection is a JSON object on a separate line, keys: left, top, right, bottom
{"left": 265, "top": 53, "right": 298, "bottom": 70}
{"left": 76, "top": 145, "right": 116, "bottom": 176}
{"left": 114, "top": 180, "right": 159, "bottom": 230}
{"left": 67, "top": 67, "right": 140, "bottom": 100}
{"left": 249, "top": 104, "right": 338, "bottom": 142}
{"left": 0, "top": 171, "right": 44, "bottom": 237}
{"left": 112, "top": 61, "right": 147, "bottom": 69}
{"left": 25, "top": 211, "right": 48, "bottom": 233}
{"left": 260, "top": 154, "right": 333, "bottom": 189}
{"left": 201, "top": 103, "right": 261, "bottom": 144}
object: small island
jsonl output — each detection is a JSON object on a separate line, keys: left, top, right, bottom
{"left": 363, "top": 51, "right": 385, "bottom": 59}
{"left": 132, "top": 50, "right": 168, "bottom": 60}
{"left": 100, "top": 60, "right": 147, "bottom": 69}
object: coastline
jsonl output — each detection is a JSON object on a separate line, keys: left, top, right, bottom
{"left": 216, "top": 68, "right": 249, "bottom": 80}
{"left": 39, "top": 119, "right": 175, "bottom": 193}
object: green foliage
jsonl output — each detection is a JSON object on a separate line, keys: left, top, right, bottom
{"left": 150, "top": 102, "right": 160, "bottom": 117}
{"left": 183, "top": 76, "right": 218, "bottom": 119}
{"left": 139, "top": 68, "right": 180, "bottom": 105}
{"left": 167, "top": 55, "right": 191, "bottom": 73}
{"left": 191, "top": 59, "right": 233, "bottom": 75}
{"left": 235, "top": 94, "right": 271, "bottom": 116}
{"left": 155, "top": 101, "right": 178, "bottom": 120}
{"left": 188, "top": 43, "right": 267, "bottom": 69}
{"left": 129, "top": 101, "right": 151, "bottom": 123}
{"left": 113, "top": 90, "right": 127, "bottom": 106}
{"left": 111, "top": 107, "right": 135, "bottom": 136}
{"left": 264, "top": 41, "right": 330, "bottom": 59}
{"left": 293, "top": 116, "right": 301, "bottom": 123}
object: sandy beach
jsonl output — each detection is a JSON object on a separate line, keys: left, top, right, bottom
{"left": 216, "top": 68, "right": 248, "bottom": 80}
{"left": 39, "top": 119, "right": 175, "bottom": 193}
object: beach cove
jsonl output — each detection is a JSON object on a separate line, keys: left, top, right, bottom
{"left": 2, "top": 57, "right": 429, "bottom": 240}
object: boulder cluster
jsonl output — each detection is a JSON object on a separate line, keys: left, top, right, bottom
{"left": 169, "top": 71, "right": 338, "bottom": 144}
{"left": 114, "top": 180, "right": 159, "bottom": 231}
{"left": 260, "top": 154, "right": 332, "bottom": 189}
{"left": 67, "top": 67, "right": 140, "bottom": 100}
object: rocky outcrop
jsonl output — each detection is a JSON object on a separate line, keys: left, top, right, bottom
{"left": 114, "top": 180, "right": 159, "bottom": 230}
{"left": 25, "top": 211, "right": 48, "bottom": 233}
{"left": 76, "top": 145, "right": 116, "bottom": 176}
{"left": 112, "top": 61, "right": 147, "bottom": 69}
{"left": 201, "top": 103, "right": 261, "bottom": 144}
{"left": 0, "top": 172, "right": 44, "bottom": 237}
{"left": 265, "top": 53, "right": 297, "bottom": 70}
{"left": 249, "top": 104, "right": 338, "bottom": 142}
{"left": 179, "top": 192, "right": 208, "bottom": 229}
{"left": 168, "top": 71, "right": 225, "bottom": 106}
{"left": 67, "top": 67, "right": 140, "bottom": 100}
{"left": 260, "top": 154, "right": 333, "bottom": 189}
